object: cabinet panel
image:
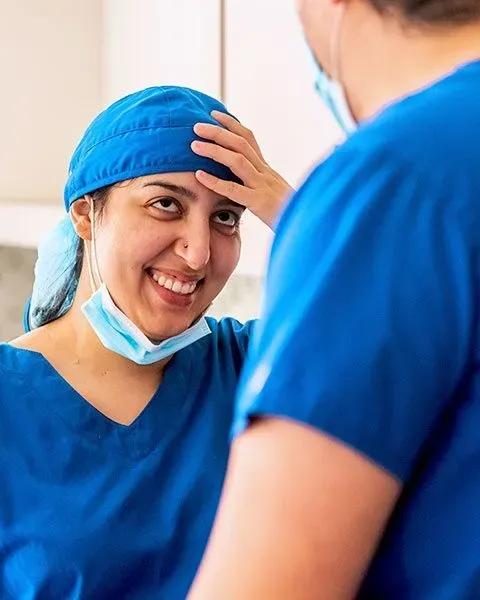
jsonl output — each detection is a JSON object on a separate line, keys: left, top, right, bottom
{"left": 0, "top": 0, "right": 103, "bottom": 202}
{"left": 103, "top": 0, "right": 222, "bottom": 104}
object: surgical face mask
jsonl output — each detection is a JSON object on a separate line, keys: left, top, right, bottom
{"left": 311, "top": 5, "right": 357, "bottom": 136}
{"left": 81, "top": 199, "right": 211, "bottom": 365}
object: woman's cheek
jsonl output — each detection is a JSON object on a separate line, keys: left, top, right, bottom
{"left": 217, "top": 235, "right": 241, "bottom": 279}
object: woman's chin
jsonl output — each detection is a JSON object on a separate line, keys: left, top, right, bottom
{"left": 142, "top": 319, "right": 198, "bottom": 343}
{"left": 133, "top": 300, "right": 210, "bottom": 342}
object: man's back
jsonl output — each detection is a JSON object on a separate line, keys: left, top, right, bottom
{"left": 233, "top": 59, "right": 480, "bottom": 598}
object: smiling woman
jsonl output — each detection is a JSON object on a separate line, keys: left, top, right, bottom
{"left": 73, "top": 173, "right": 244, "bottom": 345}
{"left": 0, "top": 86, "right": 292, "bottom": 599}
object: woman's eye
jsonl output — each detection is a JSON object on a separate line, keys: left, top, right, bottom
{"left": 152, "top": 198, "right": 180, "bottom": 214}
{"left": 212, "top": 211, "right": 239, "bottom": 227}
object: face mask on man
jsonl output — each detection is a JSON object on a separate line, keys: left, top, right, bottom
{"left": 310, "top": 4, "right": 358, "bottom": 135}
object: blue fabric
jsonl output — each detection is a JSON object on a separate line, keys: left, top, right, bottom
{"left": 0, "top": 317, "right": 254, "bottom": 599}
{"left": 26, "top": 216, "right": 80, "bottom": 331}
{"left": 64, "top": 86, "right": 240, "bottom": 209}
{"left": 233, "top": 60, "right": 480, "bottom": 598}
{"left": 22, "top": 297, "right": 31, "bottom": 333}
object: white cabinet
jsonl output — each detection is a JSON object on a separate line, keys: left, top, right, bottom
{"left": 0, "top": 0, "right": 103, "bottom": 246}
{"left": 103, "top": 0, "right": 222, "bottom": 104}
{"left": 0, "top": 0, "right": 103, "bottom": 203}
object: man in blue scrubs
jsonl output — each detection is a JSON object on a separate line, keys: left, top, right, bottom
{"left": 189, "top": 0, "right": 480, "bottom": 598}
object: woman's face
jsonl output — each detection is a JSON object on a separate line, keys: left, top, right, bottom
{"left": 90, "top": 173, "right": 244, "bottom": 340}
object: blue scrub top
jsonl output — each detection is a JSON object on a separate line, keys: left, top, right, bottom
{"left": 234, "top": 60, "right": 480, "bottom": 598}
{"left": 0, "top": 317, "right": 253, "bottom": 599}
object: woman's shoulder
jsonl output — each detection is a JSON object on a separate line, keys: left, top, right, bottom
{"left": 177, "top": 318, "right": 257, "bottom": 411}
{"left": 0, "top": 329, "right": 50, "bottom": 375}
{"left": 197, "top": 317, "right": 257, "bottom": 370}
{"left": 206, "top": 316, "right": 256, "bottom": 336}
{"left": 0, "top": 341, "right": 45, "bottom": 390}
{"left": 206, "top": 316, "right": 256, "bottom": 349}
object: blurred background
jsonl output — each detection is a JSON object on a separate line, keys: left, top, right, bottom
{"left": 0, "top": 0, "right": 341, "bottom": 341}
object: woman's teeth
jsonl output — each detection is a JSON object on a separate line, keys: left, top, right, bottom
{"left": 151, "top": 273, "right": 198, "bottom": 295}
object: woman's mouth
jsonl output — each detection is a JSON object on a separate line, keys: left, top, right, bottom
{"left": 147, "top": 269, "right": 203, "bottom": 307}
{"left": 151, "top": 272, "right": 198, "bottom": 295}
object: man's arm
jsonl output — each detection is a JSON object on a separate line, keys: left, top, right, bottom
{"left": 189, "top": 143, "right": 471, "bottom": 599}
{"left": 189, "top": 418, "right": 400, "bottom": 599}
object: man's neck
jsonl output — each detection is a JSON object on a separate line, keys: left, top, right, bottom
{"left": 345, "top": 18, "right": 480, "bottom": 122}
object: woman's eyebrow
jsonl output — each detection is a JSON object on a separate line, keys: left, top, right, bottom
{"left": 143, "top": 179, "right": 244, "bottom": 211}
{"left": 216, "top": 198, "right": 245, "bottom": 211}
{"left": 142, "top": 180, "right": 198, "bottom": 200}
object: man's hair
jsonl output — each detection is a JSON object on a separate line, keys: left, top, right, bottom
{"left": 368, "top": 0, "right": 480, "bottom": 25}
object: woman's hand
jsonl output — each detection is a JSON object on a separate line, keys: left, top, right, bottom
{"left": 192, "top": 111, "right": 294, "bottom": 229}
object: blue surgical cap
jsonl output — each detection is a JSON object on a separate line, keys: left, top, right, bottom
{"left": 64, "top": 85, "right": 240, "bottom": 209}
{"left": 26, "top": 86, "right": 240, "bottom": 331}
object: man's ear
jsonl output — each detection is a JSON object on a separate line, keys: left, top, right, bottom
{"left": 70, "top": 197, "right": 92, "bottom": 241}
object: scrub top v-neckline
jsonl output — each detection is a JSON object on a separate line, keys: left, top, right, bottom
{"left": 15, "top": 343, "right": 198, "bottom": 460}
{"left": 0, "top": 319, "right": 255, "bottom": 599}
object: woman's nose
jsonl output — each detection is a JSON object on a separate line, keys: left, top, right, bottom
{"left": 176, "top": 220, "right": 211, "bottom": 271}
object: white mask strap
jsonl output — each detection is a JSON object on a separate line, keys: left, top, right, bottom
{"left": 85, "top": 195, "right": 103, "bottom": 293}
{"left": 330, "top": 4, "right": 346, "bottom": 82}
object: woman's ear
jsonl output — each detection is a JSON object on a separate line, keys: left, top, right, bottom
{"left": 70, "top": 197, "right": 92, "bottom": 241}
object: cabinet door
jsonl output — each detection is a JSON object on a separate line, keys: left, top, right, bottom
{"left": 0, "top": 0, "right": 103, "bottom": 204}
{"left": 103, "top": 0, "right": 222, "bottom": 104}
{"left": 0, "top": 0, "right": 102, "bottom": 248}
{"left": 225, "top": 0, "right": 342, "bottom": 277}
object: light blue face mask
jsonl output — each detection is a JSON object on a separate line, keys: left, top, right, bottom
{"left": 81, "top": 200, "right": 211, "bottom": 365}
{"left": 311, "top": 4, "right": 357, "bottom": 136}
{"left": 315, "top": 66, "right": 357, "bottom": 136}
{"left": 81, "top": 284, "right": 211, "bottom": 365}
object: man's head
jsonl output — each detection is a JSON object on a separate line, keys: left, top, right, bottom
{"left": 297, "top": 0, "right": 480, "bottom": 123}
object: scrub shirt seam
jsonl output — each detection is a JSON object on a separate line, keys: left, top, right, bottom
{"left": 80, "top": 124, "right": 201, "bottom": 156}
{"left": 164, "top": 86, "right": 173, "bottom": 127}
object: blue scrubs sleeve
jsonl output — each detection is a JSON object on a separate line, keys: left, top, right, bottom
{"left": 232, "top": 143, "right": 474, "bottom": 481}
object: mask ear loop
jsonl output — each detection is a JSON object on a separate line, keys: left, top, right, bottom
{"left": 85, "top": 194, "right": 103, "bottom": 293}
{"left": 330, "top": 3, "right": 345, "bottom": 82}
